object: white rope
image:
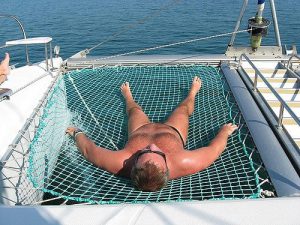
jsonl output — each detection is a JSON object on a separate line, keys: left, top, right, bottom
{"left": 260, "top": 189, "right": 275, "bottom": 197}
{"left": 0, "top": 72, "right": 52, "bottom": 102}
{"left": 91, "top": 29, "right": 251, "bottom": 62}
{"left": 68, "top": 74, "right": 119, "bottom": 150}
{"left": 14, "top": 73, "right": 51, "bottom": 94}
{"left": 30, "top": 196, "right": 63, "bottom": 205}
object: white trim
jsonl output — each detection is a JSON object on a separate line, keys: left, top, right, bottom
{"left": 0, "top": 197, "right": 299, "bottom": 225}
{"left": 6, "top": 37, "right": 52, "bottom": 46}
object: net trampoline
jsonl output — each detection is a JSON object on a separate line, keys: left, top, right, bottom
{"left": 28, "top": 65, "right": 274, "bottom": 204}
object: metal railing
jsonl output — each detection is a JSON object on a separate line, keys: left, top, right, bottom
{"left": 277, "top": 54, "right": 300, "bottom": 80}
{"left": 0, "top": 14, "right": 30, "bottom": 64}
{"left": 287, "top": 54, "right": 300, "bottom": 70}
{"left": 239, "top": 53, "right": 300, "bottom": 128}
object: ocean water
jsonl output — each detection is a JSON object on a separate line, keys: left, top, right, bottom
{"left": 0, "top": 0, "right": 299, "bottom": 65}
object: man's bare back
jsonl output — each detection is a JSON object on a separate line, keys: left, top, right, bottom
{"left": 66, "top": 76, "right": 237, "bottom": 191}
{"left": 125, "top": 123, "right": 184, "bottom": 154}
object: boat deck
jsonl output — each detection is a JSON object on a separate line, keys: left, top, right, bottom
{"left": 240, "top": 62, "right": 300, "bottom": 148}
{"left": 0, "top": 54, "right": 299, "bottom": 225}
{"left": 0, "top": 58, "right": 62, "bottom": 161}
{"left": 0, "top": 197, "right": 300, "bottom": 225}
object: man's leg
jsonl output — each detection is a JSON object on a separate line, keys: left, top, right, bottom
{"left": 164, "top": 76, "right": 201, "bottom": 145}
{"left": 121, "top": 82, "right": 150, "bottom": 135}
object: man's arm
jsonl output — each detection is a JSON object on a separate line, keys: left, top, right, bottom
{"left": 180, "top": 123, "right": 238, "bottom": 176}
{"left": 66, "top": 127, "right": 128, "bottom": 174}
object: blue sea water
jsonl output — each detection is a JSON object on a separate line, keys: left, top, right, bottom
{"left": 0, "top": 0, "right": 299, "bottom": 65}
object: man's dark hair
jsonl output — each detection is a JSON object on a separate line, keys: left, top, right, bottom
{"left": 131, "top": 161, "right": 169, "bottom": 192}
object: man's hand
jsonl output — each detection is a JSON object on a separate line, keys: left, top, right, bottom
{"left": 66, "top": 127, "right": 77, "bottom": 136}
{"left": 65, "top": 126, "right": 125, "bottom": 175}
{"left": 220, "top": 123, "right": 238, "bottom": 136}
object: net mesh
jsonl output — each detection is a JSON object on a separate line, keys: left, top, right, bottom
{"left": 28, "top": 65, "right": 269, "bottom": 204}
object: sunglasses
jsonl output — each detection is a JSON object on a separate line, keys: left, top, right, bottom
{"left": 135, "top": 149, "right": 168, "bottom": 169}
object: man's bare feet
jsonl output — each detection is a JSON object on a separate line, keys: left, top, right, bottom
{"left": 120, "top": 82, "right": 133, "bottom": 100}
{"left": 0, "top": 75, "right": 7, "bottom": 84}
{"left": 189, "top": 76, "right": 202, "bottom": 96}
{"left": 0, "top": 53, "right": 10, "bottom": 76}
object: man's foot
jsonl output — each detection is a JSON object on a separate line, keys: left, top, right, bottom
{"left": 0, "top": 53, "right": 10, "bottom": 76}
{"left": 120, "top": 82, "right": 133, "bottom": 100}
{"left": 0, "top": 75, "right": 7, "bottom": 84}
{"left": 189, "top": 76, "right": 202, "bottom": 97}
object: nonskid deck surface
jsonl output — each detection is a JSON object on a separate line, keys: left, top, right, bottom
{"left": 241, "top": 62, "right": 300, "bottom": 148}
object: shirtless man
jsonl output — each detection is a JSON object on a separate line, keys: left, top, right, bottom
{"left": 66, "top": 76, "right": 237, "bottom": 191}
{"left": 0, "top": 53, "right": 10, "bottom": 84}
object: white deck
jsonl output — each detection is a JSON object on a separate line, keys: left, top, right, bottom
{"left": 0, "top": 197, "right": 299, "bottom": 225}
{"left": 241, "top": 60, "right": 300, "bottom": 148}
{"left": 0, "top": 58, "right": 62, "bottom": 161}
{"left": 0, "top": 55, "right": 299, "bottom": 225}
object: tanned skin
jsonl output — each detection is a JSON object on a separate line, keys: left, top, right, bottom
{"left": 66, "top": 76, "right": 238, "bottom": 179}
{"left": 0, "top": 53, "right": 10, "bottom": 84}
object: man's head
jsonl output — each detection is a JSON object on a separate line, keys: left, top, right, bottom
{"left": 131, "top": 144, "right": 169, "bottom": 192}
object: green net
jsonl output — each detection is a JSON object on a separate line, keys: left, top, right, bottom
{"left": 28, "top": 65, "right": 268, "bottom": 204}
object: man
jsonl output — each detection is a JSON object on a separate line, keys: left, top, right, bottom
{"left": 66, "top": 76, "right": 237, "bottom": 191}
{"left": 0, "top": 53, "right": 10, "bottom": 84}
